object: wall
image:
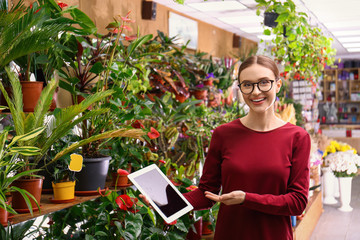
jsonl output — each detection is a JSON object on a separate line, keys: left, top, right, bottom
{"left": 15, "top": 0, "right": 257, "bottom": 58}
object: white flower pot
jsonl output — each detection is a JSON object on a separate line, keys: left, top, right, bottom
{"left": 338, "top": 177, "right": 353, "bottom": 212}
{"left": 334, "top": 176, "right": 340, "bottom": 198}
{"left": 322, "top": 167, "right": 338, "bottom": 204}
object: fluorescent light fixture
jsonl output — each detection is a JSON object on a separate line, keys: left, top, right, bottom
{"left": 218, "top": 15, "right": 263, "bottom": 25}
{"left": 325, "top": 21, "right": 360, "bottom": 29}
{"left": 240, "top": 26, "right": 269, "bottom": 33}
{"left": 333, "top": 30, "right": 360, "bottom": 37}
{"left": 343, "top": 43, "right": 360, "bottom": 48}
{"left": 347, "top": 48, "right": 360, "bottom": 52}
{"left": 338, "top": 36, "right": 360, "bottom": 43}
{"left": 187, "top": 1, "right": 247, "bottom": 12}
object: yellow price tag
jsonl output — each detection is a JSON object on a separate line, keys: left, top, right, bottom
{"left": 69, "top": 154, "right": 83, "bottom": 172}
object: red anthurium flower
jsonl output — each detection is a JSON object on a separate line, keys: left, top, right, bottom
{"left": 57, "top": 2, "right": 68, "bottom": 8}
{"left": 165, "top": 219, "right": 177, "bottom": 225}
{"left": 186, "top": 185, "right": 198, "bottom": 191}
{"left": 116, "top": 194, "right": 134, "bottom": 211}
{"left": 117, "top": 169, "right": 129, "bottom": 175}
{"left": 111, "top": 28, "right": 119, "bottom": 34}
{"left": 148, "top": 127, "right": 160, "bottom": 139}
{"left": 125, "top": 35, "right": 137, "bottom": 41}
{"left": 131, "top": 120, "right": 145, "bottom": 129}
{"left": 158, "top": 159, "right": 166, "bottom": 164}
{"left": 120, "top": 25, "right": 132, "bottom": 31}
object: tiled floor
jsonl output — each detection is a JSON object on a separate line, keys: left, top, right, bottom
{"left": 310, "top": 175, "right": 360, "bottom": 240}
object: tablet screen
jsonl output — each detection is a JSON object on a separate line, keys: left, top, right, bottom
{"left": 128, "top": 164, "right": 193, "bottom": 223}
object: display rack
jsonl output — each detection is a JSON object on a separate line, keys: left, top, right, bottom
{"left": 320, "top": 68, "right": 360, "bottom": 124}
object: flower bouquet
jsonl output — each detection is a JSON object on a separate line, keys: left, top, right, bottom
{"left": 325, "top": 150, "right": 360, "bottom": 177}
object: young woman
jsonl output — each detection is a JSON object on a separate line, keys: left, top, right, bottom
{"left": 183, "top": 55, "right": 311, "bottom": 240}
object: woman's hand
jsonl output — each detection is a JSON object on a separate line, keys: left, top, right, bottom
{"left": 205, "top": 190, "right": 246, "bottom": 205}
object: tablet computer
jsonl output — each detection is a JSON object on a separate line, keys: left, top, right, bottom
{"left": 128, "top": 164, "right": 193, "bottom": 223}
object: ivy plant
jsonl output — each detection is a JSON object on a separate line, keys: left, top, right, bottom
{"left": 255, "top": 0, "right": 336, "bottom": 83}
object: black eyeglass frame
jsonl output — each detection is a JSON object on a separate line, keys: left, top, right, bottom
{"left": 238, "top": 80, "right": 275, "bottom": 95}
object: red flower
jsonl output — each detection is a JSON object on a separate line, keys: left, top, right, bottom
{"left": 148, "top": 127, "right": 160, "bottom": 139}
{"left": 111, "top": 28, "right": 119, "bottom": 34}
{"left": 57, "top": 2, "right": 68, "bottom": 9}
{"left": 120, "top": 10, "right": 135, "bottom": 23}
{"left": 117, "top": 169, "right": 129, "bottom": 175}
{"left": 120, "top": 25, "right": 132, "bottom": 31}
{"left": 158, "top": 159, "right": 166, "bottom": 164}
{"left": 116, "top": 194, "right": 134, "bottom": 211}
{"left": 125, "top": 35, "right": 137, "bottom": 41}
{"left": 186, "top": 185, "right": 198, "bottom": 191}
{"left": 165, "top": 219, "right": 177, "bottom": 225}
{"left": 132, "top": 120, "right": 145, "bottom": 129}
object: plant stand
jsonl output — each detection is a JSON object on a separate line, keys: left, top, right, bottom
{"left": 338, "top": 177, "right": 353, "bottom": 212}
{"left": 322, "top": 167, "right": 338, "bottom": 204}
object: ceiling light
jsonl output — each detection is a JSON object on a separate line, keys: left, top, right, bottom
{"left": 343, "top": 43, "right": 360, "bottom": 48}
{"left": 187, "top": 1, "right": 247, "bottom": 12}
{"left": 218, "top": 15, "right": 263, "bottom": 25}
{"left": 257, "top": 34, "right": 276, "bottom": 41}
{"left": 332, "top": 30, "right": 360, "bottom": 37}
{"left": 347, "top": 48, "right": 360, "bottom": 52}
{"left": 338, "top": 36, "right": 360, "bottom": 43}
{"left": 240, "top": 26, "right": 268, "bottom": 33}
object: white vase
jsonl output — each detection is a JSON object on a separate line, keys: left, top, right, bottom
{"left": 322, "top": 167, "right": 338, "bottom": 204}
{"left": 334, "top": 176, "right": 340, "bottom": 198}
{"left": 338, "top": 177, "right": 353, "bottom": 212}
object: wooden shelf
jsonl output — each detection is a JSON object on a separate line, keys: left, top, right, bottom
{"left": 293, "top": 191, "right": 323, "bottom": 240}
{"left": 10, "top": 184, "right": 129, "bottom": 225}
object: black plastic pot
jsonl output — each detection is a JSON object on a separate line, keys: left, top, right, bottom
{"left": 264, "top": 12, "right": 279, "bottom": 28}
{"left": 75, "top": 156, "right": 111, "bottom": 192}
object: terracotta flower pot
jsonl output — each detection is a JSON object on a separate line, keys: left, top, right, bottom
{"left": 203, "top": 79, "right": 213, "bottom": 86}
{"left": 202, "top": 220, "right": 213, "bottom": 235}
{"left": 20, "top": 81, "right": 44, "bottom": 112}
{"left": 0, "top": 198, "right": 11, "bottom": 227}
{"left": 192, "top": 89, "right": 208, "bottom": 100}
{"left": 11, "top": 177, "right": 43, "bottom": 213}
{"left": 111, "top": 172, "right": 129, "bottom": 187}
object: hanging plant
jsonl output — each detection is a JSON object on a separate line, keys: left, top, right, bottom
{"left": 255, "top": 0, "right": 336, "bottom": 83}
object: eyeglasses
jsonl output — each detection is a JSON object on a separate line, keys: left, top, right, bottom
{"left": 238, "top": 79, "right": 275, "bottom": 95}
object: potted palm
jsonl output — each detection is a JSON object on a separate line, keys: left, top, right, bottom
{"left": 0, "top": 128, "right": 45, "bottom": 225}
{"left": 0, "top": 0, "right": 97, "bottom": 111}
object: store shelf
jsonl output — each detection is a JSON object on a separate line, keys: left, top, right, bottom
{"left": 293, "top": 191, "right": 323, "bottom": 240}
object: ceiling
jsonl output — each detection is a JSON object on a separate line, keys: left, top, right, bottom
{"left": 152, "top": 0, "right": 360, "bottom": 59}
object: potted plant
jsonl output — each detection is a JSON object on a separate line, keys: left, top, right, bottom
{"left": 0, "top": 0, "right": 96, "bottom": 111}
{"left": 0, "top": 128, "right": 45, "bottom": 225}
{"left": 255, "top": 0, "right": 336, "bottom": 83}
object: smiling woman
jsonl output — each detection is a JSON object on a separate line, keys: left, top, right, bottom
{"left": 183, "top": 55, "right": 311, "bottom": 240}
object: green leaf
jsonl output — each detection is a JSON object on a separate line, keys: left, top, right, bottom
{"left": 264, "top": 29, "right": 271, "bottom": 36}
{"left": 70, "top": 8, "right": 97, "bottom": 34}
{"left": 89, "top": 62, "right": 105, "bottom": 74}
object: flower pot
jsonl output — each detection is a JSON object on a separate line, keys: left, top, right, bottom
{"left": 11, "top": 177, "right": 43, "bottom": 213}
{"left": 111, "top": 172, "right": 129, "bottom": 187}
{"left": 264, "top": 12, "right": 279, "bottom": 28}
{"left": 52, "top": 181, "right": 76, "bottom": 201}
{"left": 186, "top": 218, "right": 202, "bottom": 240}
{"left": 203, "top": 79, "right": 213, "bottom": 86}
{"left": 192, "top": 89, "right": 207, "bottom": 100}
{"left": 0, "top": 199, "right": 11, "bottom": 227}
{"left": 322, "top": 167, "right": 338, "bottom": 205}
{"left": 175, "top": 93, "right": 187, "bottom": 103}
{"left": 338, "top": 177, "right": 353, "bottom": 212}
{"left": 202, "top": 220, "right": 213, "bottom": 235}
{"left": 1, "top": 81, "right": 44, "bottom": 112}
{"left": 20, "top": 81, "right": 44, "bottom": 112}
{"left": 75, "top": 156, "right": 111, "bottom": 193}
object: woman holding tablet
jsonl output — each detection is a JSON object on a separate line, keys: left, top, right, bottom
{"left": 142, "top": 55, "right": 310, "bottom": 240}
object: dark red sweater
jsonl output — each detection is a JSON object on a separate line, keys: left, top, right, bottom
{"left": 184, "top": 119, "right": 311, "bottom": 240}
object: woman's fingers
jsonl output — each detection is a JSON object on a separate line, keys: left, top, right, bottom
{"left": 139, "top": 194, "right": 151, "bottom": 206}
{"left": 205, "top": 191, "right": 245, "bottom": 205}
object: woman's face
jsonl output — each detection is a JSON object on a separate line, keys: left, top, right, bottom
{"left": 239, "top": 63, "right": 281, "bottom": 114}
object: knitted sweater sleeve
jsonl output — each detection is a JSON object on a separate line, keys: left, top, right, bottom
{"left": 183, "top": 128, "right": 222, "bottom": 210}
{"left": 242, "top": 131, "right": 311, "bottom": 216}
